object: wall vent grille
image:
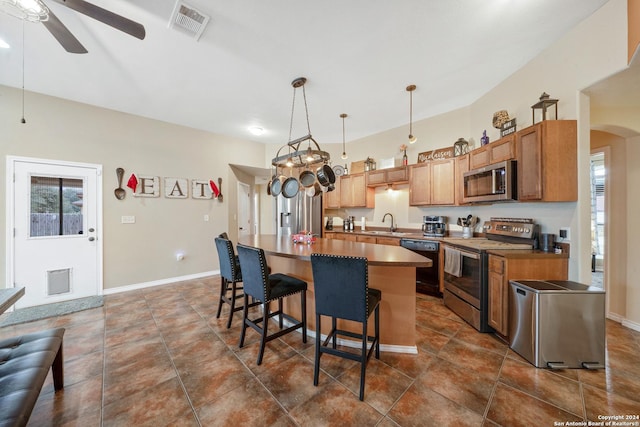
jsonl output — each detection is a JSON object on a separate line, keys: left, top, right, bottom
{"left": 169, "top": 2, "right": 210, "bottom": 41}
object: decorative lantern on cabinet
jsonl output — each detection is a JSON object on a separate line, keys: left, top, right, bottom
{"left": 453, "top": 138, "right": 469, "bottom": 156}
{"left": 531, "top": 92, "right": 558, "bottom": 124}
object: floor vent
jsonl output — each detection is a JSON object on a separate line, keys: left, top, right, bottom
{"left": 169, "top": 1, "right": 210, "bottom": 41}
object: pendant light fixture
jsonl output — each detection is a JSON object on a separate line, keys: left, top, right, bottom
{"left": 271, "top": 77, "right": 330, "bottom": 169}
{"left": 406, "top": 84, "right": 417, "bottom": 144}
{"left": 340, "top": 113, "right": 348, "bottom": 160}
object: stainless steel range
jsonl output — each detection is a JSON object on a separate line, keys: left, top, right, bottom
{"left": 442, "top": 218, "right": 539, "bottom": 332}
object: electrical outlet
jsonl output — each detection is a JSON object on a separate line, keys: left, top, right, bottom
{"left": 559, "top": 227, "right": 570, "bottom": 241}
{"left": 121, "top": 215, "right": 136, "bottom": 224}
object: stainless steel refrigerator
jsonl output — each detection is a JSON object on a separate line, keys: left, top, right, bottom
{"left": 275, "top": 193, "right": 323, "bottom": 237}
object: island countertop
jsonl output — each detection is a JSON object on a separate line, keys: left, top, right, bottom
{"left": 237, "top": 234, "right": 430, "bottom": 352}
{"left": 238, "top": 235, "right": 432, "bottom": 267}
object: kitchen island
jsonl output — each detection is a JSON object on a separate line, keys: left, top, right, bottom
{"left": 237, "top": 235, "right": 432, "bottom": 353}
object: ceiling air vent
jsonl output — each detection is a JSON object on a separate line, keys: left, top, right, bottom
{"left": 169, "top": 2, "right": 210, "bottom": 41}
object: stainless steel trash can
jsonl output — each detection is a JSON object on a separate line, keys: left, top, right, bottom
{"left": 509, "top": 280, "right": 605, "bottom": 369}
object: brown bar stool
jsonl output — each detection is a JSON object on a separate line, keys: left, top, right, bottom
{"left": 310, "top": 253, "right": 381, "bottom": 401}
{"left": 236, "top": 243, "right": 307, "bottom": 365}
{"left": 214, "top": 235, "right": 259, "bottom": 328}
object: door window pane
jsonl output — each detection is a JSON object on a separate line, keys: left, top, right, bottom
{"left": 30, "top": 176, "right": 84, "bottom": 237}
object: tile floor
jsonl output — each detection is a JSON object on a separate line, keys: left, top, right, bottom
{"left": 1, "top": 276, "right": 639, "bottom": 426}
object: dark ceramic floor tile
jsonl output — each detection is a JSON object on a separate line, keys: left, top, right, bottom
{"left": 583, "top": 384, "right": 640, "bottom": 422}
{"left": 196, "top": 378, "right": 288, "bottom": 426}
{"left": 175, "top": 349, "right": 254, "bottom": 408}
{"left": 62, "top": 331, "right": 104, "bottom": 361}
{"left": 438, "top": 338, "right": 504, "bottom": 380}
{"left": 377, "top": 348, "right": 434, "bottom": 379}
{"left": 235, "top": 335, "right": 299, "bottom": 375}
{"left": 415, "top": 323, "right": 451, "bottom": 355}
{"left": 103, "top": 352, "right": 176, "bottom": 406}
{"left": 389, "top": 383, "right": 484, "bottom": 427}
{"left": 103, "top": 377, "right": 195, "bottom": 427}
{"left": 40, "top": 350, "right": 104, "bottom": 392}
{"left": 337, "top": 357, "right": 413, "bottom": 413}
{"left": 486, "top": 383, "right": 583, "bottom": 426}
{"left": 53, "top": 307, "right": 105, "bottom": 329}
{"left": 452, "top": 323, "right": 508, "bottom": 355}
{"left": 105, "top": 307, "right": 154, "bottom": 330}
{"left": 418, "top": 312, "right": 465, "bottom": 337}
{"left": 166, "top": 332, "right": 228, "bottom": 360}
{"left": 288, "top": 380, "right": 384, "bottom": 426}
{"left": 29, "top": 375, "right": 103, "bottom": 426}
{"left": 579, "top": 364, "right": 640, "bottom": 403}
{"left": 417, "top": 356, "right": 494, "bottom": 415}
{"left": 257, "top": 353, "right": 324, "bottom": 411}
{"left": 104, "top": 338, "right": 166, "bottom": 372}
{"left": 498, "top": 357, "right": 583, "bottom": 416}
{"left": 104, "top": 319, "right": 161, "bottom": 348}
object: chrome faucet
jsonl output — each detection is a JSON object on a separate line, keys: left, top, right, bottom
{"left": 382, "top": 213, "right": 397, "bottom": 232}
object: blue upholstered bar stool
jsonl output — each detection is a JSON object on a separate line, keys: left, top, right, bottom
{"left": 236, "top": 243, "right": 308, "bottom": 365}
{"left": 214, "top": 235, "right": 259, "bottom": 328}
{"left": 310, "top": 254, "right": 381, "bottom": 401}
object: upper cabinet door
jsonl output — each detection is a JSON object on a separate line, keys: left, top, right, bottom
{"left": 409, "top": 163, "right": 430, "bottom": 206}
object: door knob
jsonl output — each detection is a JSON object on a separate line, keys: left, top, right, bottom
{"left": 88, "top": 237, "right": 95, "bottom": 241}
{"left": 89, "top": 228, "right": 95, "bottom": 232}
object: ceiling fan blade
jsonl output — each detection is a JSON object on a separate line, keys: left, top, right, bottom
{"left": 42, "top": 8, "right": 88, "bottom": 53}
{"left": 50, "top": 0, "right": 146, "bottom": 40}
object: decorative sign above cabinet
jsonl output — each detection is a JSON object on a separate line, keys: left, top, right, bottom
{"left": 417, "top": 147, "right": 454, "bottom": 163}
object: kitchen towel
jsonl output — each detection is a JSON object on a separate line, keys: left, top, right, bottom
{"left": 444, "top": 247, "right": 462, "bottom": 277}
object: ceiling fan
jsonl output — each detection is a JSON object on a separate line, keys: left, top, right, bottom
{"left": 0, "top": 0, "right": 145, "bottom": 54}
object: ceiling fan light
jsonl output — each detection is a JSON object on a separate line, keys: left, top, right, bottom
{"left": 1, "top": 0, "right": 49, "bottom": 22}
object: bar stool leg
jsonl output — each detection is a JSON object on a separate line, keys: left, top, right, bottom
{"left": 257, "top": 301, "right": 270, "bottom": 365}
{"left": 313, "top": 313, "right": 321, "bottom": 386}
{"left": 375, "top": 306, "right": 380, "bottom": 359}
{"left": 216, "top": 277, "right": 227, "bottom": 319}
{"left": 301, "top": 290, "right": 307, "bottom": 343}
{"left": 239, "top": 294, "right": 249, "bottom": 348}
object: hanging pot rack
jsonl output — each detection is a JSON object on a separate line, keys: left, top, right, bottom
{"left": 271, "top": 77, "right": 331, "bottom": 169}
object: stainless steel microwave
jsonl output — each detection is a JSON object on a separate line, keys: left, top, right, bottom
{"left": 463, "top": 160, "right": 517, "bottom": 203}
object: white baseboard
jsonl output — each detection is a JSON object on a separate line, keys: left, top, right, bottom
{"left": 606, "top": 311, "right": 640, "bottom": 332}
{"left": 103, "top": 270, "right": 218, "bottom": 295}
{"left": 621, "top": 318, "right": 640, "bottom": 332}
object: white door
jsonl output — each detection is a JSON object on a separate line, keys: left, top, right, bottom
{"left": 7, "top": 157, "right": 102, "bottom": 308}
{"left": 237, "top": 182, "right": 251, "bottom": 237}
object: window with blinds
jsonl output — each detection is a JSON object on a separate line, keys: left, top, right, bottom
{"left": 30, "top": 176, "right": 84, "bottom": 237}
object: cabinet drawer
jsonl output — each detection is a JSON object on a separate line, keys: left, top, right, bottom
{"left": 356, "top": 235, "right": 377, "bottom": 244}
{"left": 376, "top": 237, "right": 400, "bottom": 246}
{"left": 489, "top": 256, "right": 505, "bottom": 274}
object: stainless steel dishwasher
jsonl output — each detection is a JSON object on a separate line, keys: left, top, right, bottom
{"left": 509, "top": 280, "right": 605, "bottom": 369}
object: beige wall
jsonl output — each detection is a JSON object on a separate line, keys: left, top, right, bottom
{"left": 1, "top": 86, "right": 267, "bottom": 290}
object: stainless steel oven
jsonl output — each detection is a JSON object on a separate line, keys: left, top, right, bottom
{"left": 442, "top": 218, "right": 538, "bottom": 332}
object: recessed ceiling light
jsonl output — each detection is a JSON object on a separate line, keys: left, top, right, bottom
{"left": 0, "top": 38, "right": 10, "bottom": 49}
{"left": 249, "top": 126, "right": 264, "bottom": 136}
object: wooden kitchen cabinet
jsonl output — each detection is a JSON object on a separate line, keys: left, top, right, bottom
{"left": 323, "top": 180, "right": 341, "bottom": 209}
{"left": 356, "top": 235, "right": 377, "bottom": 244}
{"left": 516, "top": 120, "right": 577, "bottom": 202}
{"left": 409, "top": 158, "right": 455, "bottom": 206}
{"left": 375, "top": 237, "right": 401, "bottom": 246}
{"left": 409, "top": 163, "right": 431, "bottom": 205}
{"left": 487, "top": 252, "right": 569, "bottom": 337}
{"left": 455, "top": 154, "right": 469, "bottom": 205}
{"left": 339, "top": 173, "right": 374, "bottom": 208}
{"left": 468, "top": 134, "right": 516, "bottom": 170}
{"left": 366, "top": 166, "right": 408, "bottom": 187}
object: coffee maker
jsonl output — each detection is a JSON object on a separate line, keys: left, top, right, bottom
{"left": 422, "top": 216, "right": 447, "bottom": 237}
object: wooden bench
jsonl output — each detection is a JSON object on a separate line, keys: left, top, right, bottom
{"left": 0, "top": 328, "right": 65, "bottom": 427}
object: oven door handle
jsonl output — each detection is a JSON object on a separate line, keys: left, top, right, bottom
{"left": 446, "top": 247, "right": 480, "bottom": 260}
